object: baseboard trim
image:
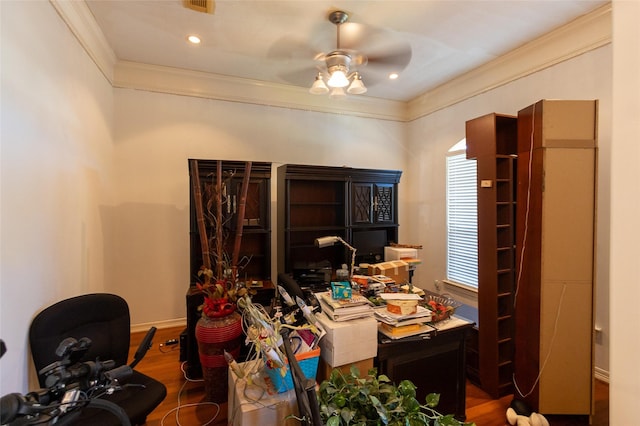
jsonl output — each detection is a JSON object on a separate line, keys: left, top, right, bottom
{"left": 131, "top": 318, "right": 186, "bottom": 334}
{"left": 595, "top": 366, "right": 609, "bottom": 383}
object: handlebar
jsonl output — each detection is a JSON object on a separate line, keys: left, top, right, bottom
{"left": 1, "top": 358, "right": 133, "bottom": 426}
{"left": 1, "top": 391, "right": 53, "bottom": 424}
{"left": 1, "top": 392, "right": 132, "bottom": 426}
{"left": 104, "top": 365, "right": 133, "bottom": 383}
{"left": 0, "top": 332, "right": 152, "bottom": 426}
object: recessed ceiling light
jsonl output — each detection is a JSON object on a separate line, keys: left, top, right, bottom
{"left": 389, "top": 73, "right": 399, "bottom": 80}
{"left": 187, "top": 35, "right": 201, "bottom": 44}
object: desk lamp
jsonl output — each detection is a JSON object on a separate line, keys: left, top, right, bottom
{"left": 314, "top": 236, "right": 357, "bottom": 281}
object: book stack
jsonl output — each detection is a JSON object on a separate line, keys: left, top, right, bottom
{"left": 374, "top": 304, "right": 433, "bottom": 339}
{"left": 317, "top": 291, "right": 374, "bottom": 322}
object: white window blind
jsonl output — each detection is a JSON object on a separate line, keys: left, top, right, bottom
{"left": 446, "top": 149, "right": 478, "bottom": 288}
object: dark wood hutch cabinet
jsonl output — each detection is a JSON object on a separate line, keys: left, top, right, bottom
{"left": 185, "top": 160, "right": 271, "bottom": 378}
{"left": 185, "top": 162, "right": 402, "bottom": 378}
{"left": 277, "top": 165, "right": 401, "bottom": 276}
{"left": 188, "top": 160, "right": 271, "bottom": 283}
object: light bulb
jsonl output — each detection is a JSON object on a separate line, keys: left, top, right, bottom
{"left": 347, "top": 74, "right": 367, "bottom": 94}
{"left": 309, "top": 74, "right": 329, "bottom": 94}
{"left": 329, "top": 87, "right": 346, "bottom": 98}
{"left": 187, "top": 35, "right": 201, "bottom": 44}
{"left": 327, "top": 69, "right": 349, "bottom": 88}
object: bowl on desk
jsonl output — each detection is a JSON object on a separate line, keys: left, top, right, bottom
{"left": 424, "top": 295, "right": 461, "bottom": 323}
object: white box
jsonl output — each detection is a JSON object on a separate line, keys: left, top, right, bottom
{"left": 317, "top": 313, "right": 378, "bottom": 367}
{"left": 228, "top": 360, "right": 299, "bottom": 425}
{"left": 384, "top": 246, "right": 418, "bottom": 261}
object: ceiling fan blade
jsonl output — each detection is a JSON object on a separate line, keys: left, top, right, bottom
{"left": 340, "top": 21, "right": 412, "bottom": 77}
{"left": 266, "top": 10, "right": 413, "bottom": 90}
{"left": 366, "top": 47, "right": 412, "bottom": 71}
{"left": 277, "top": 65, "right": 322, "bottom": 88}
{"left": 267, "top": 35, "right": 322, "bottom": 62}
{"left": 267, "top": 36, "right": 325, "bottom": 86}
{"left": 336, "top": 22, "right": 371, "bottom": 51}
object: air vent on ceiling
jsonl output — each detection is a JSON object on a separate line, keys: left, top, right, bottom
{"left": 183, "top": 0, "right": 214, "bottom": 14}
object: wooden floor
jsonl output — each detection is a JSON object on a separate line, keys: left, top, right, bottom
{"left": 132, "top": 326, "right": 608, "bottom": 426}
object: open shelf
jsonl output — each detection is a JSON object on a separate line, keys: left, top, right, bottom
{"left": 465, "top": 113, "right": 517, "bottom": 398}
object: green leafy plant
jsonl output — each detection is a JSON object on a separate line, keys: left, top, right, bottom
{"left": 317, "top": 366, "right": 476, "bottom": 426}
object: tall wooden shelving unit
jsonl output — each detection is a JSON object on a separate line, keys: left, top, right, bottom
{"left": 465, "top": 113, "right": 518, "bottom": 398}
{"left": 513, "top": 100, "right": 597, "bottom": 415}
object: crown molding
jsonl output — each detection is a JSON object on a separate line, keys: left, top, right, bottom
{"left": 49, "top": 0, "right": 116, "bottom": 83}
{"left": 113, "top": 61, "right": 408, "bottom": 121}
{"left": 406, "top": 3, "right": 612, "bottom": 121}
{"left": 57, "top": 1, "right": 610, "bottom": 123}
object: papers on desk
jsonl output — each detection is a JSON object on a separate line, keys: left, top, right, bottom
{"left": 429, "top": 315, "right": 472, "bottom": 331}
{"left": 374, "top": 305, "right": 432, "bottom": 326}
{"left": 317, "top": 291, "right": 374, "bottom": 322}
{"left": 375, "top": 305, "right": 433, "bottom": 340}
{"left": 377, "top": 322, "right": 435, "bottom": 340}
{"left": 377, "top": 315, "right": 473, "bottom": 341}
{"left": 317, "top": 291, "right": 370, "bottom": 308}
{"left": 378, "top": 292, "right": 423, "bottom": 301}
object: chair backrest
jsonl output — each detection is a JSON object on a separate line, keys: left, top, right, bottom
{"left": 29, "top": 293, "right": 131, "bottom": 388}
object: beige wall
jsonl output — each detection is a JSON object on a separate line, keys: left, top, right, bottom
{"left": 610, "top": 0, "right": 640, "bottom": 423}
{"left": 3, "top": 1, "right": 638, "bottom": 420}
{"left": 0, "top": 0, "right": 115, "bottom": 392}
{"left": 406, "top": 45, "right": 612, "bottom": 377}
{"left": 107, "top": 89, "right": 407, "bottom": 326}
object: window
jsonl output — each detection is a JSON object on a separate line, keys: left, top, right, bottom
{"left": 446, "top": 139, "right": 478, "bottom": 288}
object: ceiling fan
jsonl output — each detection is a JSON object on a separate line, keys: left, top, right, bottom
{"left": 271, "top": 10, "right": 412, "bottom": 97}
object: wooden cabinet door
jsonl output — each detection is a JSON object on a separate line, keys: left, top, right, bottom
{"left": 352, "top": 182, "right": 374, "bottom": 225}
{"left": 373, "top": 183, "right": 395, "bottom": 223}
{"left": 227, "top": 177, "right": 269, "bottom": 231}
{"left": 352, "top": 182, "right": 396, "bottom": 225}
{"left": 189, "top": 160, "right": 271, "bottom": 283}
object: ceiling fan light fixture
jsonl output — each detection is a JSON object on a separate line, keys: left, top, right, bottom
{"left": 347, "top": 73, "right": 367, "bottom": 94}
{"left": 329, "top": 87, "right": 346, "bottom": 98}
{"left": 309, "top": 73, "right": 329, "bottom": 94}
{"left": 307, "top": 9, "right": 410, "bottom": 98}
{"left": 327, "top": 66, "right": 350, "bottom": 88}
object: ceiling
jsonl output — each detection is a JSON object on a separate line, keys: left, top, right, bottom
{"left": 85, "top": 0, "right": 608, "bottom": 102}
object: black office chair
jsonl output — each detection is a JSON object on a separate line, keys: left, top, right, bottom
{"left": 29, "top": 293, "right": 167, "bottom": 425}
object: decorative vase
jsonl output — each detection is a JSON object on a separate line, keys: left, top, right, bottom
{"left": 195, "top": 304, "right": 242, "bottom": 403}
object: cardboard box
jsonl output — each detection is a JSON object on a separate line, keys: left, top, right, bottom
{"left": 316, "top": 357, "right": 374, "bottom": 383}
{"left": 228, "top": 360, "right": 299, "bottom": 425}
{"left": 317, "top": 313, "right": 378, "bottom": 367}
{"left": 369, "top": 275, "right": 395, "bottom": 286}
{"left": 384, "top": 246, "right": 418, "bottom": 261}
{"left": 368, "top": 260, "right": 410, "bottom": 284}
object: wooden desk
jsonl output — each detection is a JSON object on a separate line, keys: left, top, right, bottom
{"left": 376, "top": 316, "right": 474, "bottom": 421}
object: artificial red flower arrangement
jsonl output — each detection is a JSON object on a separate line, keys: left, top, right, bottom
{"left": 196, "top": 267, "right": 248, "bottom": 318}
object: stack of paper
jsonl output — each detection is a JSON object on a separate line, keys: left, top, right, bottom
{"left": 374, "top": 293, "right": 433, "bottom": 339}
{"left": 374, "top": 305, "right": 432, "bottom": 327}
{"left": 316, "top": 291, "right": 374, "bottom": 322}
{"left": 378, "top": 322, "right": 434, "bottom": 339}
